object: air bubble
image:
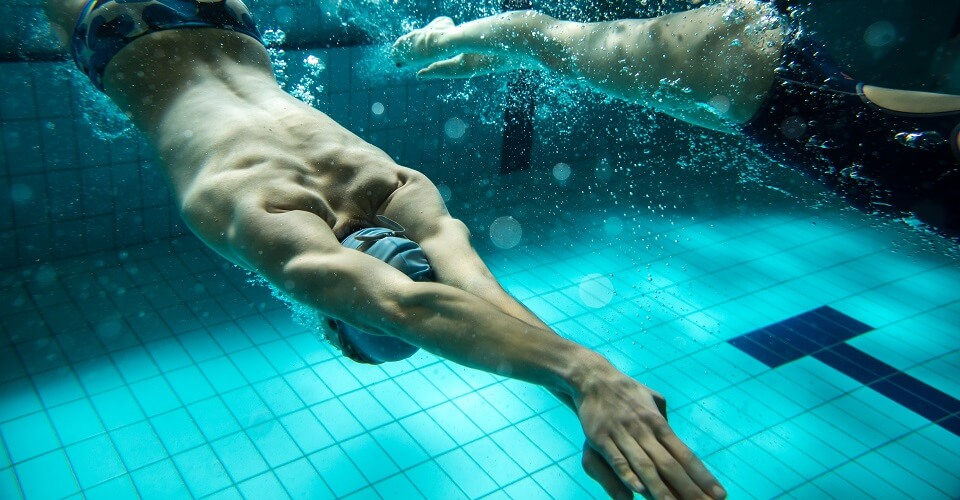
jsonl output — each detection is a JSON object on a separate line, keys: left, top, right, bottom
{"left": 708, "top": 95, "right": 731, "bottom": 114}
{"left": 895, "top": 131, "right": 945, "bottom": 150}
{"left": 9, "top": 184, "right": 33, "bottom": 204}
{"left": 489, "top": 216, "right": 522, "bottom": 249}
{"left": 436, "top": 183, "right": 452, "bottom": 201}
{"left": 779, "top": 116, "right": 807, "bottom": 139}
{"left": 444, "top": 118, "right": 467, "bottom": 139}
{"left": 864, "top": 21, "right": 896, "bottom": 48}
{"left": 722, "top": 7, "right": 746, "bottom": 25}
{"left": 604, "top": 216, "right": 624, "bottom": 236}
{"left": 371, "top": 102, "right": 385, "bottom": 115}
{"left": 553, "top": 162, "right": 572, "bottom": 181}
{"left": 579, "top": 274, "right": 615, "bottom": 308}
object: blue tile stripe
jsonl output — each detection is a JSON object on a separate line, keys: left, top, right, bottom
{"left": 727, "top": 306, "right": 873, "bottom": 369}
{"left": 728, "top": 306, "right": 960, "bottom": 437}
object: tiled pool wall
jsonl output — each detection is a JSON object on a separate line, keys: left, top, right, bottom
{"left": 6, "top": 0, "right": 956, "bottom": 271}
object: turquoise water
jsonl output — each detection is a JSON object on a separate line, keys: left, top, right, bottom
{"left": 3, "top": 0, "right": 960, "bottom": 498}
{"left": 2, "top": 193, "right": 959, "bottom": 498}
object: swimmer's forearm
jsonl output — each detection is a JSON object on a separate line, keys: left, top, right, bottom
{"left": 275, "top": 249, "right": 614, "bottom": 401}
{"left": 388, "top": 283, "right": 617, "bottom": 401}
{"left": 460, "top": 282, "right": 582, "bottom": 410}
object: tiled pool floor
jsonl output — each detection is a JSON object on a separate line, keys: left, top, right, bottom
{"left": 1, "top": 204, "right": 959, "bottom": 499}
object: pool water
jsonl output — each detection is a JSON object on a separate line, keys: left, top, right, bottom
{"left": 2, "top": 187, "right": 959, "bottom": 498}
{"left": 3, "top": 0, "right": 960, "bottom": 498}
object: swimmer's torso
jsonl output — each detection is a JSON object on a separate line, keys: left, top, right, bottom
{"left": 100, "top": 29, "right": 411, "bottom": 248}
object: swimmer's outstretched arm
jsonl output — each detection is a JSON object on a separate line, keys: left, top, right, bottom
{"left": 393, "top": 0, "right": 786, "bottom": 131}
{"left": 417, "top": 224, "right": 705, "bottom": 500}
{"left": 225, "top": 204, "right": 724, "bottom": 500}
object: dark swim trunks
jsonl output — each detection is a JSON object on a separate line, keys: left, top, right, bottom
{"left": 72, "top": 0, "right": 262, "bottom": 90}
{"left": 741, "top": 34, "right": 960, "bottom": 238}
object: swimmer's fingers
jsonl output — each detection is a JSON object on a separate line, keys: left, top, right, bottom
{"left": 581, "top": 442, "right": 634, "bottom": 500}
{"left": 656, "top": 430, "right": 727, "bottom": 499}
{"left": 597, "top": 433, "right": 670, "bottom": 499}
{"left": 392, "top": 16, "right": 457, "bottom": 67}
{"left": 416, "top": 53, "right": 515, "bottom": 80}
{"left": 645, "top": 391, "right": 725, "bottom": 498}
{"left": 606, "top": 425, "right": 726, "bottom": 500}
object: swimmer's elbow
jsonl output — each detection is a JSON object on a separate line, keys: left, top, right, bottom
{"left": 382, "top": 282, "right": 464, "bottom": 336}
{"left": 279, "top": 251, "right": 423, "bottom": 334}
{"left": 278, "top": 252, "right": 341, "bottom": 298}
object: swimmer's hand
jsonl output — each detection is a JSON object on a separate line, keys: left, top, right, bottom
{"left": 574, "top": 370, "right": 726, "bottom": 500}
{"left": 392, "top": 17, "right": 516, "bottom": 79}
{"left": 415, "top": 53, "right": 517, "bottom": 80}
{"left": 392, "top": 17, "right": 459, "bottom": 68}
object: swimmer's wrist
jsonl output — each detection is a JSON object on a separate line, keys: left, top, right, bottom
{"left": 564, "top": 349, "right": 618, "bottom": 404}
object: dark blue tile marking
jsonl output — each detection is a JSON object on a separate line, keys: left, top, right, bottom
{"left": 887, "top": 373, "right": 960, "bottom": 414}
{"left": 729, "top": 335, "right": 786, "bottom": 368}
{"left": 728, "top": 306, "right": 960, "bottom": 437}
{"left": 870, "top": 379, "right": 949, "bottom": 422}
{"left": 766, "top": 322, "right": 823, "bottom": 353}
{"left": 830, "top": 343, "right": 899, "bottom": 379}
{"left": 942, "top": 415, "right": 960, "bottom": 436}
{"left": 812, "top": 344, "right": 898, "bottom": 382}
{"left": 816, "top": 306, "right": 874, "bottom": 335}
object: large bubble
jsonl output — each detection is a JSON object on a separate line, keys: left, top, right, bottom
{"left": 489, "top": 216, "right": 522, "bottom": 249}
{"left": 779, "top": 116, "right": 807, "bottom": 139}
{"left": 604, "top": 216, "right": 624, "bottom": 236}
{"left": 436, "top": 183, "right": 452, "bottom": 202}
{"left": 708, "top": 95, "right": 731, "bottom": 115}
{"left": 579, "top": 274, "right": 615, "bottom": 308}
{"left": 95, "top": 314, "right": 124, "bottom": 341}
{"left": 9, "top": 184, "right": 34, "bottom": 204}
{"left": 864, "top": 21, "right": 897, "bottom": 48}
{"left": 444, "top": 117, "right": 467, "bottom": 139}
{"left": 552, "top": 162, "right": 572, "bottom": 181}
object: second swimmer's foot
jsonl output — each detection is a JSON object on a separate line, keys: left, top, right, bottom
{"left": 392, "top": 16, "right": 457, "bottom": 68}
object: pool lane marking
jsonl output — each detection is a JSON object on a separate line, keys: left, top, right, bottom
{"left": 728, "top": 306, "right": 960, "bottom": 436}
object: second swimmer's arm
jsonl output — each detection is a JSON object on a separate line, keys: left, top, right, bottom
{"left": 395, "top": 2, "right": 785, "bottom": 128}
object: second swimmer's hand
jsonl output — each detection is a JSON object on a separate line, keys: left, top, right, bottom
{"left": 414, "top": 53, "right": 517, "bottom": 80}
{"left": 574, "top": 370, "right": 726, "bottom": 500}
{"left": 392, "top": 16, "right": 520, "bottom": 79}
{"left": 392, "top": 16, "right": 457, "bottom": 68}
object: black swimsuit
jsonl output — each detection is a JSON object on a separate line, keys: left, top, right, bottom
{"left": 741, "top": 34, "right": 960, "bottom": 238}
{"left": 72, "top": 0, "right": 262, "bottom": 90}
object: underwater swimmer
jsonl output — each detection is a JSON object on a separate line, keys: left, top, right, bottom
{"left": 44, "top": 0, "right": 726, "bottom": 498}
{"left": 393, "top": 0, "right": 960, "bottom": 238}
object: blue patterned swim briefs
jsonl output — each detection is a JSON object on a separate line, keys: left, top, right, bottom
{"left": 72, "top": 0, "right": 262, "bottom": 90}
